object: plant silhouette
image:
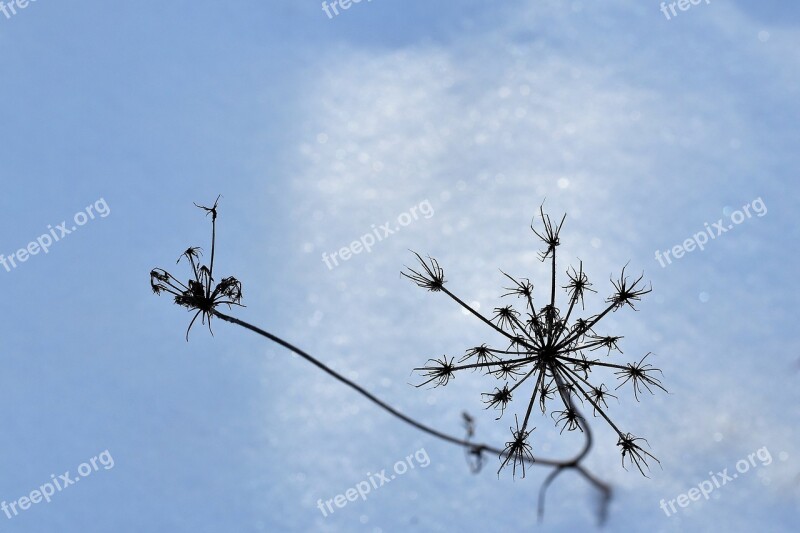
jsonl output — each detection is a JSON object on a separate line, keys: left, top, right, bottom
{"left": 403, "top": 205, "right": 665, "bottom": 479}
{"left": 150, "top": 199, "right": 666, "bottom": 524}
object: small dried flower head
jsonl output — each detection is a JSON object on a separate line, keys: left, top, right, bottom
{"left": 482, "top": 384, "right": 513, "bottom": 419}
{"left": 459, "top": 344, "right": 495, "bottom": 365}
{"left": 498, "top": 415, "right": 535, "bottom": 478}
{"left": 415, "top": 356, "right": 456, "bottom": 388}
{"left": 150, "top": 197, "right": 245, "bottom": 340}
{"left": 531, "top": 204, "right": 566, "bottom": 261}
{"left": 587, "top": 384, "right": 617, "bottom": 415}
{"left": 538, "top": 381, "right": 556, "bottom": 414}
{"left": 526, "top": 312, "right": 547, "bottom": 340}
{"left": 177, "top": 246, "right": 203, "bottom": 265}
{"left": 493, "top": 305, "right": 521, "bottom": 330}
{"left": 493, "top": 361, "right": 525, "bottom": 381}
{"left": 194, "top": 197, "right": 219, "bottom": 220}
{"left": 552, "top": 407, "right": 584, "bottom": 434}
{"left": 617, "top": 433, "right": 660, "bottom": 476}
{"left": 150, "top": 268, "right": 170, "bottom": 294}
{"left": 589, "top": 335, "right": 624, "bottom": 355}
{"left": 564, "top": 261, "right": 596, "bottom": 310}
{"left": 501, "top": 272, "right": 534, "bottom": 300}
{"left": 402, "top": 252, "right": 446, "bottom": 291}
{"left": 570, "top": 318, "right": 595, "bottom": 338}
{"left": 607, "top": 264, "right": 652, "bottom": 311}
{"left": 217, "top": 276, "right": 243, "bottom": 301}
{"left": 563, "top": 353, "right": 595, "bottom": 379}
{"left": 541, "top": 304, "right": 559, "bottom": 327}
{"left": 615, "top": 352, "right": 666, "bottom": 401}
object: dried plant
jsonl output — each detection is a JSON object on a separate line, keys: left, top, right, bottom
{"left": 404, "top": 204, "right": 665, "bottom": 478}
{"left": 150, "top": 199, "right": 626, "bottom": 525}
{"left": 150, "top": 196, "right": 244, "bottom": 341}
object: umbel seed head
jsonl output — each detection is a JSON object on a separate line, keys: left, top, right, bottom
{"left": 404, "top": 205, "right": 664, "bottom": 478}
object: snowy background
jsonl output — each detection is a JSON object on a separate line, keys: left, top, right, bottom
{"left": 0, "top": 1, "right": 798, "bottom": 531}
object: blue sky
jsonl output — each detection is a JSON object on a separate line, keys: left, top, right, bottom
{"left": 0, "top": 1, "right": 798, "bottom": 532}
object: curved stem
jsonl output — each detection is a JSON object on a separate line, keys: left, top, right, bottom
{"left": 210, "top": 309, "right": 612, "bottom": 520}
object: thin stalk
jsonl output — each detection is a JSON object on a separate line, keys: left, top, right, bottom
{"left": 211, "top": 308, "right": 613, "bottom": 498}
{"left": 441, "top": 287, "right": 536, "bottom": 351}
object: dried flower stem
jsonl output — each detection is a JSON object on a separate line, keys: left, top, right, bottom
{"left": 210, "top": 308, "right": 611, "bottom": 521}
{"left": 151, "top": 199, "right": 617, "bottom": 523}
